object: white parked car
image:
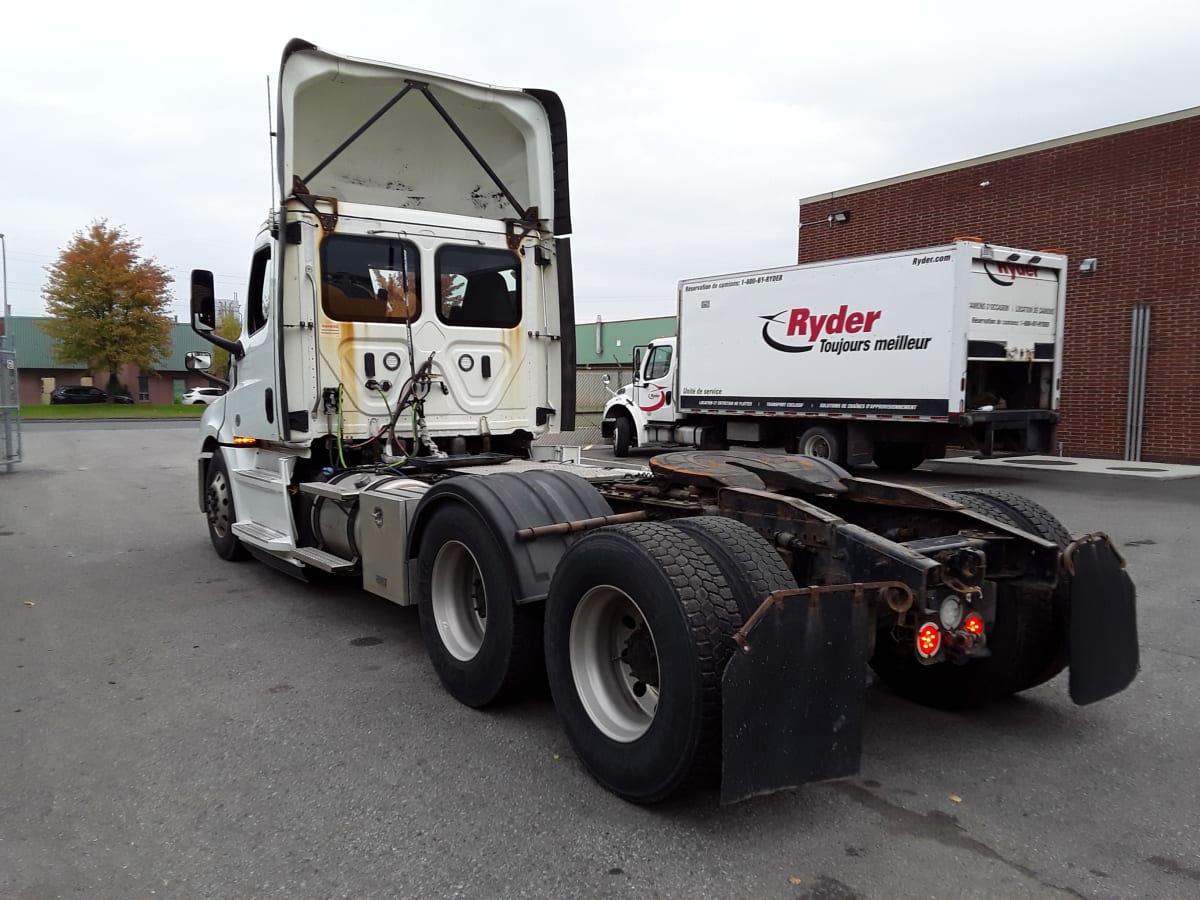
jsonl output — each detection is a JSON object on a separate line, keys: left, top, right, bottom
{"left": 182, "top": 387, "right": 225, "bottom": 406}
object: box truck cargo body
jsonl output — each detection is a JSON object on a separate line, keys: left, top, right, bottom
{"left": 602, "top": 241, "right": 1066, "bottom": 470}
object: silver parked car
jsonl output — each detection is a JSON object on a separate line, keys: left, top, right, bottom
{"left": 182, "top": 387, "right": 225, "bottom": 406}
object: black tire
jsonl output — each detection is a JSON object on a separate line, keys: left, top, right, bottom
{"left": 946, "top": 488, "right": 1072, "bottom": 690}
{"left": 796, "top": 425, "right": 843, "bottom": 464}
{"left": 613, "top": 417, "right": 631, "bottom": 458}
{"left": 670, "top": 516, "right": 795, "bottom": 619}
{"left": 544, "top": 522, "right": 741, "bottom": 803}
{"left": 204, "top": 450, "right": 248, "bottom": 561}
{"left": 872, "top": 442, "right": 925, "bottom": 473}
{"left": 870, "top": 489, "right": 1069, "bottom": 707}
{"left": 946, "top": 488, "right": 1072, "bottom": 547}
{"left": 417, "top": 502, "right": 543, "bottom": 708}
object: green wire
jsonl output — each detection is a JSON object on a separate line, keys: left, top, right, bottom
{"left": 336, "top": 384, "right": 345, "bottom": 468}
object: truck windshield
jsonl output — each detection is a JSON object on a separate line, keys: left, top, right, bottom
{"left": 320, "top": 234, "right": 422, "bottom": 323}
{"left": 435, "top": 245, "right": 521, "bottom": 328}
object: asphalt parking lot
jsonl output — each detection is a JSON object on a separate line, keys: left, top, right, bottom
{"left": 2, "top": 425, "right": 1198, "bottom": 900}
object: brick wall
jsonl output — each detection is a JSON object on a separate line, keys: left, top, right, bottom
{"left": 798, "top": 113, "right": 1200, "bottom": 464}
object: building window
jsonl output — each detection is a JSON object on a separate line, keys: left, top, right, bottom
{"left": 137, "top": 376, "right": 150, "bottom": 402}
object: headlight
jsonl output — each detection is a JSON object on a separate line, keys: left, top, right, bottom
{"left": 939, "top": 596, "right": 964, "bottom": 630}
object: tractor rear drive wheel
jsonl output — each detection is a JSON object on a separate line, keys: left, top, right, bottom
{"left": 669, "top": 516, "right": 796, "bottom": 619}
{"left": 870, "top": 489, "right": 1071, "bottom": 708}
{"left": 544, "top": 522, "right": 741, "bottom": 803}
{"left": 417, "top": 503, "right": 543, "bottom": 708}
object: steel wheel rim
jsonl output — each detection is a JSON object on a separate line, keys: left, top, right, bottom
{"left": 569, "top": 586, "right": 659, "bottom": 742}
{"left": 803, "top": 435, "right": 831, "bottom": 458}
{"left": 431, "top": 541, "right": 487, "bottom": 661}
{"left": 206, "top": 468, "right": 232, "bottom": 538}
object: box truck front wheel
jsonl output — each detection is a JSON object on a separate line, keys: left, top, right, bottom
{"left": 544, "top": 522, "right": 740, "bottom": 803}
{"left": 417, "top": 503, "right": 543, "bottom": 708}
{"left": 613, "top": 417, "right": 632, "bottom": 458}
{"left": 204, "top": 450, "right": 248, "bottom": 561}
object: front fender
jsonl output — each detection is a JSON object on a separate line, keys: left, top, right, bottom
{"left": 601, "top": 398, "right": 648, "bottom": 440}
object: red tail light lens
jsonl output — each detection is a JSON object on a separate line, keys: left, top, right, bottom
{"left": 963, "top": 613, "right": 985, "bottom": 636}
{"left": 916, "top": 623, "right": 942, "bottom": 658}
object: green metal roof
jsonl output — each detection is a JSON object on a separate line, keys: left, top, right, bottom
{"left": 576, "top": 316, "right": 676, "bottom": 366}
{"left": 3, "top": 316, "right": 208, "bottom": 372}
{"left": 7, "top": 312, "right": 676, "bottom": 371}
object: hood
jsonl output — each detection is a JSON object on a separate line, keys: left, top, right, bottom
{"left": 277, "top": 39, "right": 569, "bottom": 231}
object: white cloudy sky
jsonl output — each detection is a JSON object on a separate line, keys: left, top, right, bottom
{"left": 2, "top": 1, "right": 1197, "bottom": 324}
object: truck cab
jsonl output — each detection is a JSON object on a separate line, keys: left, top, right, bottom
{"left": 189, "top": 39, "right": 576, "bottom": 562}
{"left": 602, "top": 336, "right": 691, "bottom": 456}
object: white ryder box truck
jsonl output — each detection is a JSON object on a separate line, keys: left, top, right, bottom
{"left": 602, "top": 241, "right": 1066, "bottom": 471}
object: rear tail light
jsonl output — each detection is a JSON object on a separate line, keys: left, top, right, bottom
{"left": 916, "top": 623, "right": 942, "bottom": 659}
{"left": 963, "top": 613, "right": 985, "bottom": 636}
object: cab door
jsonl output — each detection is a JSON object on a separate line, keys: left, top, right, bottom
{"left": 637, "top": 340, "right": 678, "bottom": 425}
{"left": 223, "top": 243, "right": 281, "bottom": 439}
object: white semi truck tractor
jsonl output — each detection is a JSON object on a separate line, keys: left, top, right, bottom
{"left": 186, "top": 39, "right": 1139, "bottom": 804}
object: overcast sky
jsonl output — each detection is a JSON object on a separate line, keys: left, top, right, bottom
{"left": 2, "top": 1, "right": 1197, "bottom": 325}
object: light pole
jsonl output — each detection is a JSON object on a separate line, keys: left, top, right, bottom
{"left": 0, "top": 232, "right": 8, "bottom": 350}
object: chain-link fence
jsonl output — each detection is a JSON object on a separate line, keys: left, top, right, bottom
{"left": 1, "top": 348, "right": 21, "bottom": 471}
{"left": 576, "top": 366, "right": 633, "bottom": 415}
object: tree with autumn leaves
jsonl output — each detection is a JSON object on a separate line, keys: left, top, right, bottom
{"left": 40, "top": 221, "right": 174, "bottom": 400}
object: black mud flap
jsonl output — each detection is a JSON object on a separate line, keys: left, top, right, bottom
{"left": 1067, "top": 536, "right": 1139, "bottom": 705}
{"left": 720, "top": 589, "right": 868, "bottom": 804}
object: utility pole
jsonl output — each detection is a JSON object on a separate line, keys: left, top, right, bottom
{"left": 0, "top": 232, "right": 8, "bottom": 350}
{"left": 0, "top": 230, "right": 19, "bottom": 473}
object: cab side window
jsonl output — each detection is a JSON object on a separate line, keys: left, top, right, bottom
{"left": 245, "top": 247, "right": 272, "bottom": 334}
{"left": 645, "top": 345, "right": 672, "bottom": 381}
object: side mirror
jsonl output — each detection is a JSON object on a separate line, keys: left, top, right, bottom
{"left": 602, "top": 374, "right": 611, "bottom": 386}
{"left": 186, "top": 350, "right": 213, "bottom": 372}
{"left": 190, "top": 268, "right": 244, "bottom": 359}
{"left": 191, "top": 269, "right": 216, "bottom": 333}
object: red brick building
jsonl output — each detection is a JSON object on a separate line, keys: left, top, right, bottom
{"left": 797, "top": 107, "right": 1200, "bottom": 464}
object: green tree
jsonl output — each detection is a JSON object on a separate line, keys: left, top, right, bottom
{"left": 40, "top": 221, "right": 173, "bottom": 400}
{"left": 210, "top": 304, "right": 243, "bottom": 380}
